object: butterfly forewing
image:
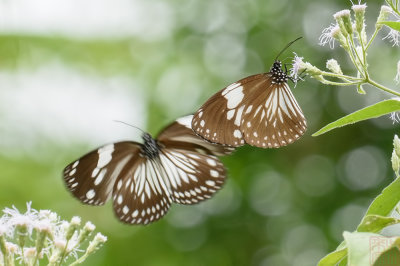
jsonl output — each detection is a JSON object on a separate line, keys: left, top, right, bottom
{"left": 63, "top": 142, "right": 140, "bottom": 206}
{"left": 192, "top": 74, "right": 265, "bottom": 147}
{"left": 192, "top": 64, "right": 307, "bottom": 148}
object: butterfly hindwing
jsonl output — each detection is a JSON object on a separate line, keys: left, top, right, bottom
{"left": 241, "top": 82, "right": 307, "bottom": 148}
{"left": 157, "top": 115, "right": 229, "bottom": 204}
{"left": 158, "top": 149, "right": 226, "bottom": 205}
{"left": 112, "top": 157, "right": 172, "bottom": 225}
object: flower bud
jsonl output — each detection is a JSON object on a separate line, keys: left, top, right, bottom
{"left": 24, "top": 247, "right": 37, "bottom": 259}
{"left": 392, "top": 150, "right": 400, "bottom": 173}
{"left": 66, "top": 216, "right": 81, "bottom": 241}
{"left": 394, "top": 135, "right": 400, "bottom": 158}
{"left": 86, "top": 233, "right": 107, "bottom": 254}
{"left": 334, "top": 10, "right": 352, "bottom": 36}
{"left": 352, "top": 4, "right": 367, "bottom": 33}
{"left": 326, "top": 59, "right": 343, "bottom": 74}
{"left": 376, "top": 6, "right": 392, "bottom": 30}
{"left": 77, "top": 221, "right": 96, "bottom": 245}
{"left": 330, "top": 26, "right": 349, "bottom": 51}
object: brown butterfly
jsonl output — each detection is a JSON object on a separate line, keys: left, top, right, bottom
{"left": 63, "top": 115, "right": 233, "bottom": 225}
{"left": 192, "top": 38, "right": 306, "bottom": 148}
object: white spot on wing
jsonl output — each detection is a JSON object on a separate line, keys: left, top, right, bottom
{"left": 97, "top": 144, "right": 114, "bottom": 168}
{"left": 227, "top": 109, "right": 235, "bottom": 120}
{"left": 210, "top": 170, "right": 219, "bottom": 178}
{"left": 234, "top": 129, "right": 242, "bottom": 138}
{"left": 86, "top": 189, "right": 95, "bottom": 199}
{"left": 224, "top": 86, "right": 244, "bottom": 109}
{"left": 206, "top": 180, "right": 216, "bottom": 187}
{"left": 234, "top": 105, "right": 245, "bottom": 126}
{"left": 206, "top": 158, "right": 217, "bottom": 166}
{"left": 69, "top": 168, "right": 76, "bottom": 176}
{"left": 94, "top": 169, "right": 107, "bottom": 185}
{"left": 176, "top": 115, "right": 193, "bottom": 128}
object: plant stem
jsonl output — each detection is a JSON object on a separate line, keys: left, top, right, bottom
{"left": 367, "top": 78, "right": 400, "bottom": 96}
{"left": 320, "top": 80, "right": 361, "bottom": 86}
{"left": 320, "top": 71, "right": 363, "bottom": 81}
{"left": 366, "top": 28, "right": 380, "bottom": 50}
{"left": 69, "top": 253, "right": 89, "bottom": 266}
{"left": 346, "top": 37, "right": 365, "bottom": 77}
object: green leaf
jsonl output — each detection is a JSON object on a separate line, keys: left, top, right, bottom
{"left": 379, "top": 21, "right": 400, "bottom": 32}
{"left": 313, "top": 99, "right": 400, "bottom": 136}
{"left": 317, "top": 247, "right": 347, "bottom": 266}
{"left": 357, "top": 215, "right": 400, "bottom": 233}
{"left": 363, "top": 177, "right": 400, "bottom": 217}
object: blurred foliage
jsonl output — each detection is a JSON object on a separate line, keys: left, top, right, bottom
{"left": 0, "top": 0, "right": 399, "bottom": 265}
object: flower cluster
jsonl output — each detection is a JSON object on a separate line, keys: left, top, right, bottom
{"left": 291, "top": 1, "right": 400, "bottom": 98}
{"left": 0, "top": 202, "right": 106, "bottom": 266}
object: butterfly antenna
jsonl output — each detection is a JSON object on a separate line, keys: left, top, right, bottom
{"left": 113, "top": 120, "right": 146, "bottom": 134}
{"left": 275, "top": 37, "right": 302, "bottom": 61}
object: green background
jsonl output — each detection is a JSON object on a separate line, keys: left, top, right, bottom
{"left": 0, "top": 0, "right": 399, "bottom": 265}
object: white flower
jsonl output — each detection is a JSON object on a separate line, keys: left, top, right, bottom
{"left": 84, "top": 221, "right": 95, "bottom": 232}
{"left": 352, "top": 4, "right": 367, "bottom": 13}
{"left": 391, "top": 111, "right": 400, "bottom": 123}
{"left": 395, "top": 61, "right": 400, "bottom": 84}
{"left": 383, "top": 27, "right": 400, "bottom": 46}
{"left": 0, "top": 203, "right": 106, "bottom": 265}
{"left": 70, "top": 216, "right": 81, "bottom": 226}
{"left": 3, "top": 202, "right": 38, "bottom": 236}
{"left": 94, "top": 233, "right": 107, "bottom": 243}
{"left": 334, "top": 9, "right": 351, "bottom": 20}
{"left": 390, "top": 98, "right": 400, "bottom": 123}
{"left": 290, "top": 53, "right": 304, "bottom": 81}
{"left": 319, "top": 24, "right": 340, "bottom": 48}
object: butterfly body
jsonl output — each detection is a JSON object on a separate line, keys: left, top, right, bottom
{"left": 63, "top": 115, "right": 233, "bottom": 225}
{"left": 192, "top": 60, "right": 307, "bottom": 148}
{"left": 140, "top": 133, "right": 160, "bottom": 159}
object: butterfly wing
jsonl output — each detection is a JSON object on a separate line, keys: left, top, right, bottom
{"left": 241, "top": 81, "right": 307, "bottom": 148}
{"left": 192, "top": 73, "right": 306, "bottom": 148}
{"left": 157, "top": 115, "right": 228, "bottom": 205}
{"left": 63, "top": 142, "right": 141, "bottom": 206}
{"left": 158, "top": 115, "right": 234, "bottom": 155}
{"left": 192, "top": 74, "right": 264, "bottom": 147}
{"left": 64, "top": 115, "right": 231, "bottom": 225}
{"left": 112, "top": 157, "right": 172, "bottom": 225}
{"left": 158, "top": 149, "right": 226, "bottom": 205}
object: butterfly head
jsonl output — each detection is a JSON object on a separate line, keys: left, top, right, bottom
{"left": 270, "top": 60, "right": 288, "bottom": 85}
{"left": 141, "top": 133, "right": 160, "bottom": 159}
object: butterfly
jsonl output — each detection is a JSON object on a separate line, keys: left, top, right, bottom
{"left": 192, "top": 38, "right": 306, "bottom": 148}
{"left": 63, "top": 115, "right": 234, "bottom": 225}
